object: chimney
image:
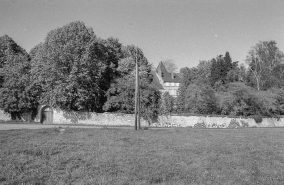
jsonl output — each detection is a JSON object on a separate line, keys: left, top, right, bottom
{"left": 171, "top": 73, "right": 175, "bottom": 79}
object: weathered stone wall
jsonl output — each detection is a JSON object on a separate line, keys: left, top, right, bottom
{"left": 0, "top": 110, "right": 10, "bottom": 121}
{"left": 52, "top": 110, "right": 148, "bottom": 126}
{"left": 154, "top": 115, "right": 284, "bottom": 128}
{"left": 52, "top": 111, "right": 284, "bottom": 128}
{"left": 2, "top": 108, "right": 284, "bottom": 128}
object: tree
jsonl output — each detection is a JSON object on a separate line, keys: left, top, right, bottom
{"left": 177, "top": 60, "right": 212, "bottom": 112}
{"left": 160, "top": 91, "right": 174, "bottom": 115}
{"left": 226, "top": 62, "right": 247, "bottom": 83}
{"left": 272, "top": 64, "right": 284, "bottom": 87}
{"left": 223, "top": 52, "right": 233, "bottom": 78}
{"left": 118, "top": 45, "right": 152, "bottom": 80}
{"left": 0, "top": 35, "right": 38, "bottom": 120}
{"left": 103, "top": 74, "right": 161, "bottom": 125}
{"left": 210, "top": 58, "right": 221, "bottom": 86}
{"left": 216, "top": 82, "right": 278, "bottom": 116}
{"left": 177, "top": 67, "right": 198, "bottom": 112}
{"left": 183, "top": 83, "right": 218, "bottom": 114}
{"left": 246, "top": 40, "right": 284, "bottom": 91}
{"left": 161, "top": 59, "right": 178, "bottom": 73}
{"left": 196, "top": 60, "right": 211, "bottom": 85}
{"left": 210, "top": 52, "right": 234, "bottom": 87}
{"left": 30, "top": 21, "right": 122, "bottom": 112}
{"left": 104, "top": 45, "right": 161, "bottom": 124}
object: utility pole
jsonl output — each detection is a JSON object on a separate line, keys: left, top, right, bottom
{"left": 137, "top": 64, "right": 141, "bottom": 129}
{"left": 134, "top": 49, "right": 140, "bottom": 130}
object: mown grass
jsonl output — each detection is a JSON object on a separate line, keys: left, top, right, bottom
{"left": 1, "top": 128, "right": 284, "bottom": 184}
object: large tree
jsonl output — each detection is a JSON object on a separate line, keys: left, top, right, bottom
{"left": 210, "top": 52, "right": 233, "bottom": 86}
{"left": 0, "top": 35, "right": 38, "bottom": 120}
{"left": 183, "top": 83, "right": 218, "bottom": 114}
{"left": 176, "top": 67, "right": 198, "bottom": 112}
{"left": 160, "top": 91, "right": 174, "bottom": 115}
{"left": 177, "top": 60, "right": 212, "bottom": 112}
{"left": 246, "top": 40, "right": 284, "bottom": 91}
{"left": 103, "top": 45, "right": 161, "bottom": 124}
{"left": 30, "top": 21, "right": 123, "bottom": 112}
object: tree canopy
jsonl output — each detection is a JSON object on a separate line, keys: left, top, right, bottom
{"left": 246, "top": 40, "right": 284, "bottom": 91}
{"left": 30, "top": 21, "right": 123, "bottom": 112}
{"left": 103, "top": 46, "right": 160, "bottom": 123}
{"left": 0, "top": 35, "right": 38, "bottom": 119}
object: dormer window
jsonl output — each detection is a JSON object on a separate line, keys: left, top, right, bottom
{"left": 161, "top": 72, "right": 164, "bottom": 77}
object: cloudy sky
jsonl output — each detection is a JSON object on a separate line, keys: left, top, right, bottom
{"left": 1, "top": 0, "right": 283, "bottom": 69}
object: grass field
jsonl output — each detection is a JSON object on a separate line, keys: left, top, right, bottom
{"left": 1, "top": 128, "right": 284, "bottom": 185}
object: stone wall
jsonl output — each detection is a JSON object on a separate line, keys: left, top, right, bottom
{"left": 2, "top": 108, "right": 284, "bottom": 128}
{"left": 52, "top": 110, "right": 148, "bottom": 126}
{"left": 154, "top": 115, "right": 284, "bottom": 128}
{"left": 50, "top": 111, "right": 284, "bottom": 128}
{"left": 0, "top": 110, "right": 10, "bottom": 121}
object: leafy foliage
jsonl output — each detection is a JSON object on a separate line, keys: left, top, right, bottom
{"left": 103, "top": 75, "right": 161, "bottom": 124}
{"left": 246, "top": 40, "right": 284, "bottom": 90}
{"left": 30, "top": 21, "right": 122, "bottom": 112}
{"left": 193, "top": 122, "right": 207, "bottom": 128}
{"left": 210, "top": 52, "right": 233, "bottom": 86}
{"left": 0, "top": 35, "right": 38, "bottom": 119}
{"left": 104, "top": 45, "right": 161, "bottom": 124}
{"left": 182, "top": 83, "right": 218, "bottom": 114}
{"left": 216, "top": 82, "right": 279, "bottom": 116}
{"left": 252, "top": 115, "right": 263, "bottom": 124}
{"left": 177, "top": 42, "right": 284, "bottom": 117}
{"left": 160, "top": 91, "right": 174, "bottom": 115}
{"left": 227, "top": 119, "right": 241, "bottom": 128}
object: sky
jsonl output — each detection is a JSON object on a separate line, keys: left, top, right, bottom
{"left": 0, "top": 0, "right": 284, "bottom": 70}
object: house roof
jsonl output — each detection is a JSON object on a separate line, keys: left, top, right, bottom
{"left": 156, "top": 61, "right": 182, "bottom": 83}
{"left": 151, "top": 71, "right": 164, "bottom": 90}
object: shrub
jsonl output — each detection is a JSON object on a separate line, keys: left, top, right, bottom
{"left": 252, "top": 115, "right": 263, "bottom": 124}
{"left": 212, "top": 123, "right": 218, "bottom": 128}
{"left": 240, "top": 120, "right": 249, "bottom": 127}
{"left": 194, "top": 122, "right": 207, "bottom": 128}
{"left": 227, "top": 119, "right": 240, "bottom": 128}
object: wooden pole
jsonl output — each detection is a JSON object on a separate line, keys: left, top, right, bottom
{"left": 134, "top": 55, "right": 139, "bottom": 130}
{"left": 137, "top": 64, "right": 141, "bottom": 129}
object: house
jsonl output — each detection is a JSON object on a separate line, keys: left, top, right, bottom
{"left": 151, "top": 61, "right": 183, "bottom": 97}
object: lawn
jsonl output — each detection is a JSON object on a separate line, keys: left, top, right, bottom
{"left": 1, "top": 128, "right": 284, "bottom": 185}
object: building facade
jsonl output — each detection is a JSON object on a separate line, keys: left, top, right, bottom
{"left": 152, "top": 62, "right": 183, "bottom": 97}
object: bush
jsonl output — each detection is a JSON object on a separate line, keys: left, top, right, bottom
{"left": 227, "top": 119, "right": 241, "bottom": 128}
{"left": 194, "top": 122, "right": 207, "bottom": 128}
{"left": 252, "top": 115, "right": 263, "bottom": 124}
{"left": 240, "top": 120, "right": 249, "bottom": 127}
